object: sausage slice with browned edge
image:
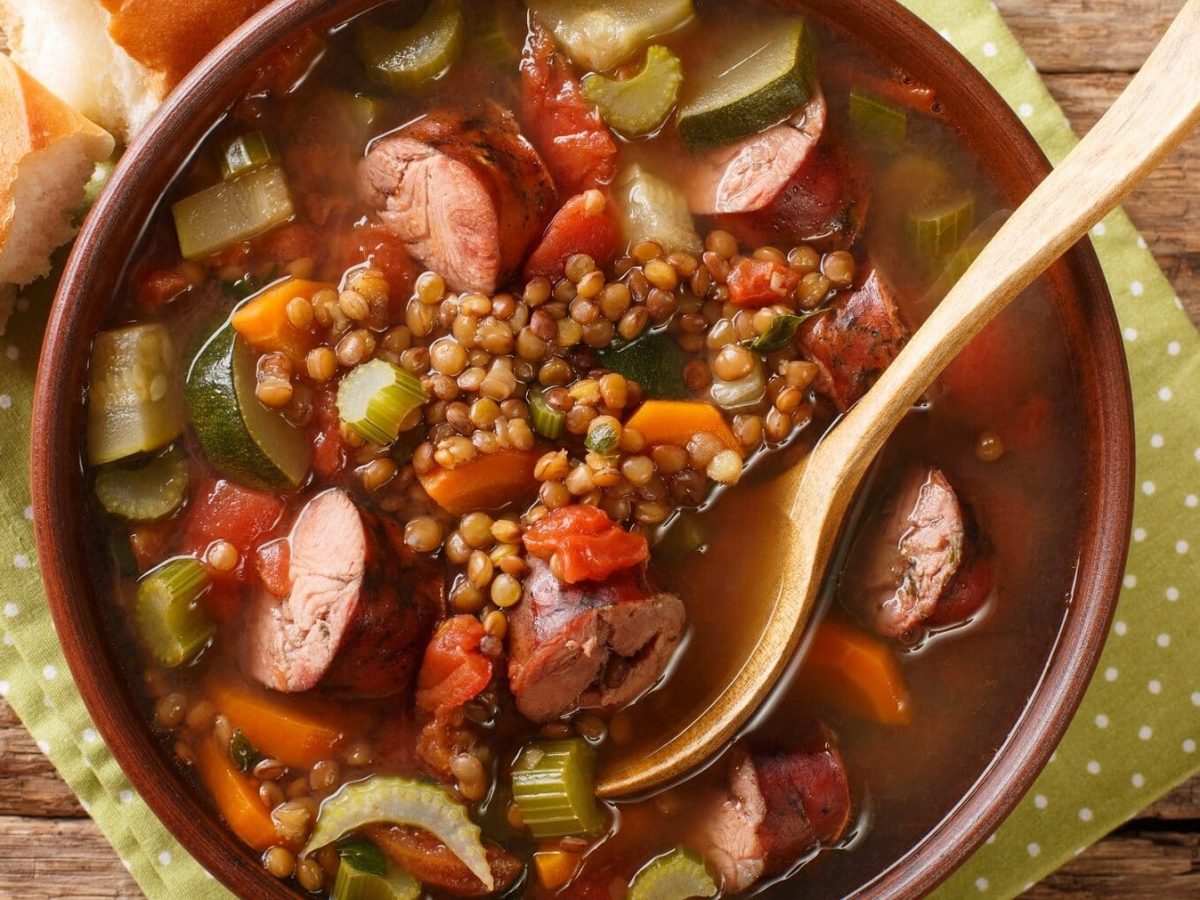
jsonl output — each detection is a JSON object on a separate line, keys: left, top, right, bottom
{"left": 359, "top": 103, "right": 556, "bottom": 294}
{"left": 507, "top": 557, "right": 685, "bottom": 722}
{"left": 242, "top": 489, "right": 435, "bottom": 696}
{"left": 698, "top": 728, "right": 852, "bottom": 893}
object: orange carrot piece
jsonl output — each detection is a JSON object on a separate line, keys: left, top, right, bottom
{"left": 204, "top": 671, "right": 370, "bottom": 769}
{"left": 797, "top": 619, "right": 912, "bottom": 725}
{"left": 417, "top": 448, "right": 542, "bottom": 516}
{"left": 194, "top": 734, "right": 279, "bottom": 851}
{"left": 534, "top": 849, "right": 580, "bottom": 892}
{"left": 229, "top": 278, "right": 333, "bottom": 361}
{"left": 624, "top": 400, "right": 742, "bottom": 456}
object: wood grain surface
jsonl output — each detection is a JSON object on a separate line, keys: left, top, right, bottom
{"left": 2, "top": 0, "right": 1197, "bottom": 896}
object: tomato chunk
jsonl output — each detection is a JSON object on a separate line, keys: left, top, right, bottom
{"left": 254, "top": 538, "right": 292, "bottom": 598}
{"left": 727, "top": 259, "right": 802, "bottom": 308}
{"left": 415, "top": 616, "right": 493, "bottom": 714}
{"left": 136, "top": 268, "right": 190, "bottom": 314}
{"left": 520, "top": 23, "right": 618, "bottom": 195}
{"left": 182, "top": 479, "right": 285, "bottom": 584}
{"left": 524, "top": 191, "right": 621, "bottom": 282}
{"left": 523, "top": 505, "right": 650, "bottom": 584}
{"left": 341, "top": 223, "right": 418, "bottom": 313}
{"left": 312, "top": 386, "right": 348, "bottom": 479}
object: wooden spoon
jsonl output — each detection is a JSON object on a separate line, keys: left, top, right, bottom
{"left": 597, "top": 0, "right": 1200, "bottom": 798}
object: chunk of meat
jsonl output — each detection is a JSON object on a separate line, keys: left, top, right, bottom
{"left": 845, "top": 468, "right": 967, "bottom": 639}
{"left": 520, "top": 22, "right": 618, "bottom": 195}
{"left": 359, "top": 104, "right": 556, "bottom": 293}
{"left": 685, "top": 89, "right": 828, "bottom": 216}
{"left": 698, "top": 730, "right": 852, "bottom": 893}
{"left": 507, "top": 558, "right": 685, "bottom": 721}
{"left": 799, "top": 269, "right": 909, "bottom": 412}
{"left": 241, "top": 490, "right": 436, "bottom": 696}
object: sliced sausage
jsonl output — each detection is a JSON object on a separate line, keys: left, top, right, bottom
{"left": 845, "top": 467, "right": 967, "bottom": 639}
{"left": 359, "top": 103, "right": 556, "bottom": 294}
{"left": 241, "top": 490, "right": 437, "bottom": 696}
{"left": 698, "top": 729, "right": 852, "bottom": 893}
{"left": 685, "top": 88, "right": 828, "bottom": 217}
{"left": 799, "top": 268, "right": 909, "bottom": 412}
{"left": 507, "top": 558, "right": 685, "bottom": 722}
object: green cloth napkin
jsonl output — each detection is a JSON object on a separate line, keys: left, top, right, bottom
{"left": 1, "top": 2, "right": 1197, "bottom": 897}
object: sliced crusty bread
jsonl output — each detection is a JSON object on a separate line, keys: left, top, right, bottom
{"left": 1, "top": 0, "right": 272, "bottom": 143}
{"left": 0, "top": 54, "right": 114, "bottom": 286}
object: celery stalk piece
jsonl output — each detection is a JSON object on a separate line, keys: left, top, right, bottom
{"left": 511, "top": 738, "right": 606, "bottom": 838}
{"left": 336, "top": 359, "right": 429, "bottom": 447}
{"left": 582, "top": 46, "right": 684, "bottom": 137}
{"left": 220, "top": 132, "right": 278, "bottom": 180}
{"left": 331, "top": 858, "right": 420, "bottom": 900}
{"left": 528, "top": 388, "right": 566, "bottom": 440}
{"left": 135, "top": 558, "right": 214, "bottom": 668}
{"left": 172, "top": 164, "right": 295, "bottom": 261}
{"left": 628, "top": 847, "right": 717, "bottom": 900}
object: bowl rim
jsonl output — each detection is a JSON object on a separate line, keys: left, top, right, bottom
{"left": 30, "top": 0, "right": 1134, "bottom": 897}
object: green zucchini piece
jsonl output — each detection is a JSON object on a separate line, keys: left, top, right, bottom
{"left": 628, "top": 847, "right": 717, "bottom": 900}
{"left": 337, "top": 359, "right": 428, "bottom": 447}
{"left": 304, "top": 776, "right": 493, "bottom": 891}
{"left": 511, "top": 738, "right": 606, "bottom": 839}
{"left": 527, "top": 0, "right": 695, "bottom": 72}
{"left": 677, "top": 17, "right": 817, "bottom": 152}
{"left": 173, "top": 164, "right": 294, "bottom": 261}
{"left": 582, "top": 46, "right": 683, "bottom": 137}
{"left": 185, "top": 320, "right": 311, "bottom": 491}
{"left": 849, "top": 89, "right": 908, "bottom": 150}
{"left": 87, "top": 324, "right": 186, "bottom": 466}
{"left": 332, "top": 857, "right": 420, "bottom": 900}
{"left": 135, "top": 558, "right": 214, "bottom": 668}
{"left": 907, "top": 194, "right": 976, "bottom": 259}
{"left": 615, "top": 164, "right": 703, "bottom": 256}
{"left": 528, "top": 388, "right": 565, "bottom": 440}
{"left": 220, "top": 132, "right": 277, "bottom": 180}
{"left": 599, "top": 330, "right": 688, "bottom": 400}
{"left": 94, "top": 447, "right": 190, "bottom": 523}
{"left": 358, "top": 0, "right": 464, "bottom": 93}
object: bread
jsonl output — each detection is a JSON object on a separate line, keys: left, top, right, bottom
{"left": 0, "top": 54, "right": 114, "bottom": 286}
{"left": 1, "top": 0, "right": 272, "bottom": 143}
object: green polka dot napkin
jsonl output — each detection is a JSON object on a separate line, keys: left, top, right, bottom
{"left": 0, "top": 2, "right": 1197, "bottom": 897}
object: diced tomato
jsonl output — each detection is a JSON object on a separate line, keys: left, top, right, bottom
{"left": 252, "top": 222, "right": 320, "bottom": 266}
{"left": 182, "top": 479, "right": 285, "bottom": 584}
{"left": 342, "top": 224, "right": 419, "bottom": 313}
{"left": 524, "top": 191, "right": 622, "bottom": 282}
{"left": 129, "top": 524, "right": 172, "bottom": 573}
{"left": 523, "top": 505, "right": 650, "bottom": 584}
{"left": 415, "top": 616, "right": 493, "bottom": 714}
{"left": 727, "top": 259, "right": 803, "bottom": 308}
{"left": 254, "top": 538, "right": 292, "bottom": 598}
{"left": 312, "top": 385, "right": 347, "bottom": 478}
{"left": 927, "top": 554, "right": 994, "bottom": 627}
{"left": 136, "top": 268, "right": 190, "bottom": 313}
{"left": 520, "top": 23, "right": 618, "bottom": 195}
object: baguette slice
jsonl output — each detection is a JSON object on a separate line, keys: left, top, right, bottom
{"left": 0, "top": 55, "right": 115, "bottom": 286}
{"left": 1, "top": 0, "right": 272, "bottom": 143}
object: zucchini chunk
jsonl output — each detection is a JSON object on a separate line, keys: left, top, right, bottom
{"left": 628, "top": 847, "right": 717, "bottom": 900}
{"left": 220, "top": 132, "right": 278, "bottom": 180}
{"left": 185, "top": 319, "right": 311, "bottom": 491}
{"left": 172, "top": 164, "right": 295, "bottom": 261}
{"left": 677, "top": 17, "right": 817, "bottom": 153}
{"left": 357, "top": 0, "right": 464, "bottom": 93}
{"left": 598, "top": 330, "right": 689, "bottom": 400}
{"left": 94, "top": 447, "right": 190, "bottom": 522}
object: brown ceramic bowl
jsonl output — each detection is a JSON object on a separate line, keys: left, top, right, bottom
{"left": 32, "top": 0, "right": 1133, "bottom": 896}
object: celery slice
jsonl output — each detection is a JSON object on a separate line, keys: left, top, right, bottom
{"left": 582, "top": 46, "right": 683, "bottom": 137}
{"left": 135, "top": 558, "right": 214, "bottom": 668}
{"left": 358, "top": 0, "right": 464, "bottom": 93}
{"left": 337, "top": 359, "right": 429, "bottom": 446}
{"left": 94, "top": 446, "right": 189, "bottom": 522}
{"left": 628, "top": 847, "right": 717, "bottom": 900}
{"left": 527, "top": 0, "right": 695, "bottom": 72}
{"left": 220, "top": 132, "right": 277, "bottom": 180}
{"left": 332, "top": 857, "right": 421, "bottom": 900}
{"left": 304, "top": 776, "right": 493, "bottom": 891}
{"left": 528, "top": 388, "right": 565, "bottom": 440}
{"left": 172, "top": 164, "right": 294, "bottom": 261}
{"left": 87, "top": 324, "right": 185, "bottom": 466}
{"left": 907, "top": 194, "right": 976, "bottom": 259}
{"left": 849, "top": 89, "right": 908, "bottom": 150}
{"left": 511, "top": 739, "right": 606, "bottom": 839}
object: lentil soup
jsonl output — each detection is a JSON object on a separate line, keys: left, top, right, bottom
{"left": 83, "top": 0, "right": 1085, "bottom": 896}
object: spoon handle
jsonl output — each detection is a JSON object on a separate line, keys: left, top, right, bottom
{"left": 816, "top": 0, "right": 1200, "bottom": 481}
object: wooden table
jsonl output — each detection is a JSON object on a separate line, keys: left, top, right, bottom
{"left": 2, "top": 0, "right": 1197, "bottom": 896}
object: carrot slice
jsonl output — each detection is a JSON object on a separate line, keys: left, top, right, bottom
{"left": 417, "top": 448, "right": 542, "bottom": 516}
{"left": 204, "top": 671, "right": 371, "bottom": 769}
{"left": 624, "top": 400, "right": 741, "bottom": 456}
{"left": 229, "top": 278, "right": 333, "bottom": 361}
{"left": 194, "top": 733, "right": 279, "bottom": 851}
{"left": 796, "top": 619, "right": 912, "bottom": 725}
